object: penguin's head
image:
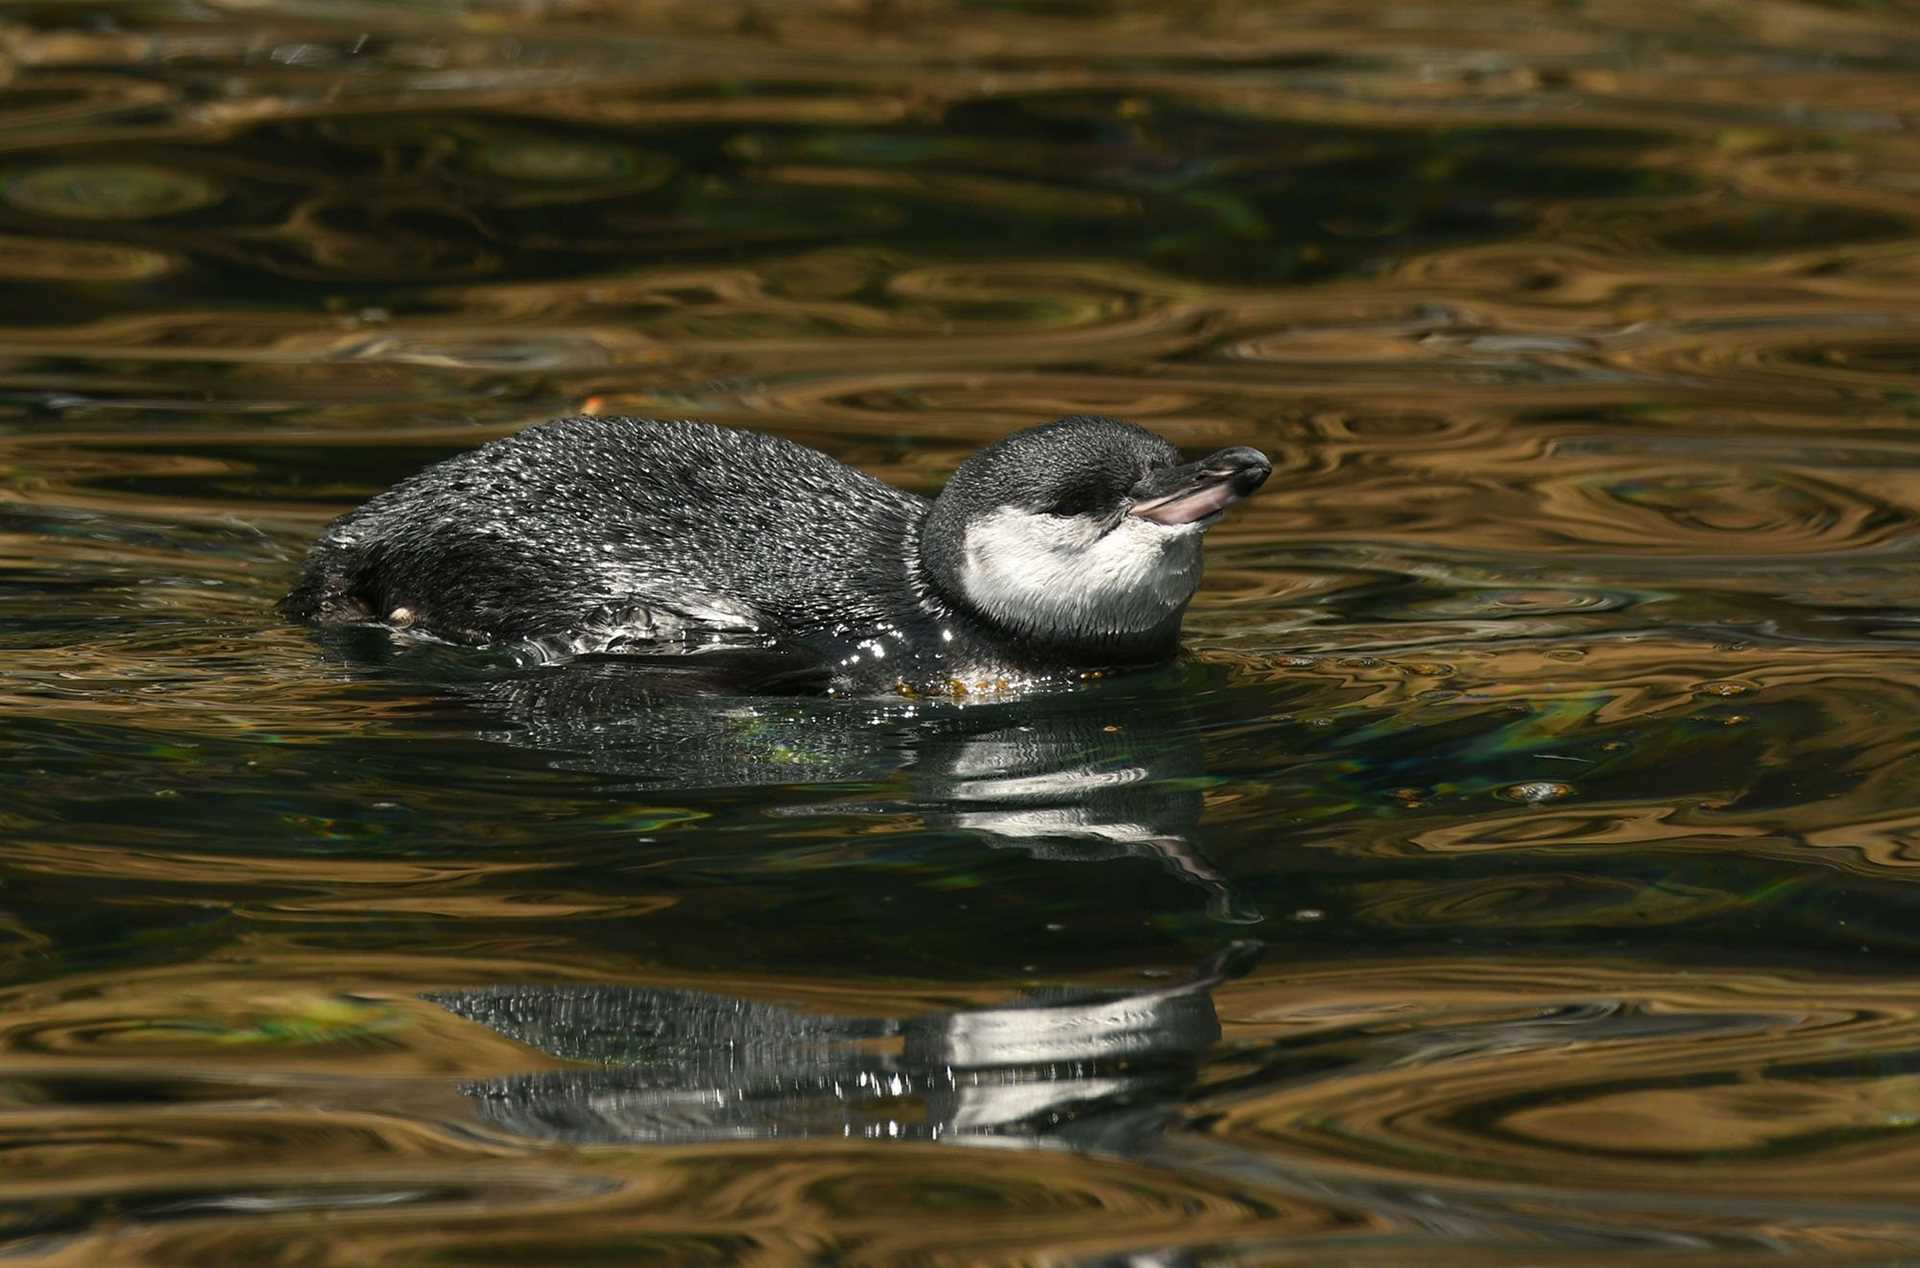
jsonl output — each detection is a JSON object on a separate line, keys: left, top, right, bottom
{"left": 921, "top": 416, "right": 1271, "bottom": 654}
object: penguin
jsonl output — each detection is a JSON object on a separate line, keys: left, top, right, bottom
{"left": 281, "top": 413, "right": 1271, "bottom": 694}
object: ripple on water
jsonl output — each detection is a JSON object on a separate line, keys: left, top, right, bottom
{"left": 0, "top": 234, "right": 181, "bottom": 282}
{"left": 1192, "top": 957, "right": 1920, "bottom": 1253}
{"left": 10, "top": 955, "right": 1920, "bottom": 1261}
{"left": 0, "top": 961, "right": 1362, "bottom": 1264}
{"left": 1, "top": 164, "right": 223, "bottom": 221}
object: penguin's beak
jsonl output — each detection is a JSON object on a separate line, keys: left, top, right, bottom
{"left": 1127, "top": 446, "right": 1271, "bottom": 526}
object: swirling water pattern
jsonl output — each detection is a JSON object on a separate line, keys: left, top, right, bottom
{"left": 7, "top": 1, "right": 1920, "bottom": 1262}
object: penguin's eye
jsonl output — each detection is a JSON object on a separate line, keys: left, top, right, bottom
{"left": 1043, "top": 474, "right": 1122, "bottom": 518}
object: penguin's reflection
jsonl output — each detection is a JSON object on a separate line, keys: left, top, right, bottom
{"left": 428, "top": 941, "right": 1260, "bottom": 1148}
{"left": 452, "top": 652, "right": 1260, "bottom": 922}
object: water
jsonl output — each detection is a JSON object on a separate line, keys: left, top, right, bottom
{"left": 6, "top": 1, "right": 1920, "bottom": 1261}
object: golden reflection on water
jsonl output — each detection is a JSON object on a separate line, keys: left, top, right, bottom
{"left": 7, "top": 0, "right": 1920, "bottom": 1262}
{"left": 1209, "top": 958, "right": 1920, "bottom": 1200}
{"left": 4, "top": 951, "right": 1920, "bottom": 1262}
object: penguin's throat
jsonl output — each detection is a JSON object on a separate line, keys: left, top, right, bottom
{"left": 952, "top": 506, "right": 1202, "bottom": 645}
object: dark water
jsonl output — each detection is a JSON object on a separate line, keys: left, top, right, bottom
{"left": 7, "top": 1, "right": 1920, "bottom": 1262}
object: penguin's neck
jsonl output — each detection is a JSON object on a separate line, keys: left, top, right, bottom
{"left": 907, "top": 504, "right": 1187, "bottom": 669}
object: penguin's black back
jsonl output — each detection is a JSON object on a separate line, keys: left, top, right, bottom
{"left": 282, "top": 417, "right": 928, "bottom": 648}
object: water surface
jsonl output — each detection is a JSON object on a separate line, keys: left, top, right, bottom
{"left": 6, "top": 1, "right": 1920, "bottom": 1262}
